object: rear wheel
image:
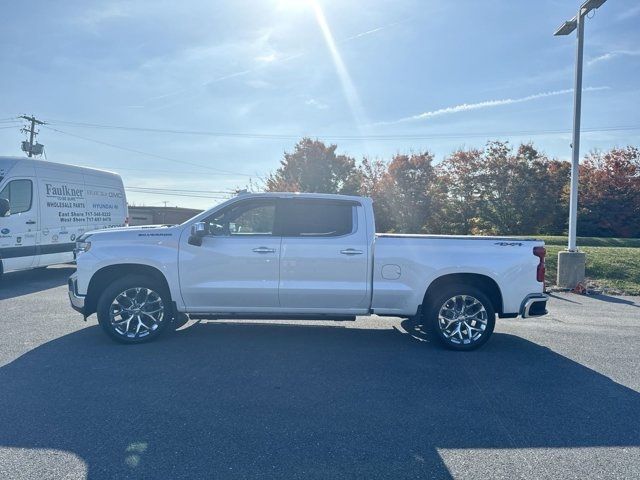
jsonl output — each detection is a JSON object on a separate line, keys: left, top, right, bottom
{"left": 97, "top": 275, "right": 171, "bottom": 344}
{"left": 425, "top": 285, "right": 495, "bottom": 351}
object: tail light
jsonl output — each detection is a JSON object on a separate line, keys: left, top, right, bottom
{"left": 533, "top": 246, "right": 546, "bottom": 283}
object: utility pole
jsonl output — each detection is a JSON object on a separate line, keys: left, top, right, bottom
{"left": 19, "top": 115, "right": 45, "bottom": 157}
{"left": 553, "top": 0, "right": 607, "bottom": 289}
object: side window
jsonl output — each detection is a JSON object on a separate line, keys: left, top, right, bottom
{"left": 205, "top": 200, "right": 276, "bottom": 236}
{"left": 0, "top": 179, "right": 33, "bottom": 215}
{"left": 279, "top": 200, "right": 355, "bottom": 237}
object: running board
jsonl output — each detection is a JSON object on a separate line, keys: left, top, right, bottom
{"left": 188, "top": 313, "right": 357, "bottom": 322}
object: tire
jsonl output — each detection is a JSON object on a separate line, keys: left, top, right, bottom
{"left": 96, "top": 275, "right": 171, "bottom": 344}
{"left": 423, "top": 284, "right": 496, "bottom": 351}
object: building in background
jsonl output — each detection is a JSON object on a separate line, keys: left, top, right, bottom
{"left": 128, "top": 206, "right": 202, "bottom": 226}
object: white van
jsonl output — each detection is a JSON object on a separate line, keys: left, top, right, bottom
{"left": 0, "top": 156, "right": 128, "bottom": 275}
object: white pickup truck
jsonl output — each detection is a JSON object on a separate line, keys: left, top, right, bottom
{"left": 68, "top": 193, "right": 548, "bottom": 350}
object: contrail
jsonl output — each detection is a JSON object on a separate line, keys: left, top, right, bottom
{"left": 587, "top": 50, "right": 640, "bottom": 67}
{"left": 377, "top": 86, "right": 610, "bottom": 125}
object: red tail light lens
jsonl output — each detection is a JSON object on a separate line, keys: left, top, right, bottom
{"left": 533, "top": 246, "right": 546, "bottom": 283}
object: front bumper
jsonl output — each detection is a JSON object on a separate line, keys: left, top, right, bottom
{"left": 520, "top": 293, "right": 549, "bottom": 318}
{"left": 68, "top": 275, "right": 86, "bottom": 315}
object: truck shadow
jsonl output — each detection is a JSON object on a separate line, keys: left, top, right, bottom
{"left": 0, "top": 323, "right": 639, "bottom": 479}
{"left": 0, "top": 265, "right": 74, "bottom": 300}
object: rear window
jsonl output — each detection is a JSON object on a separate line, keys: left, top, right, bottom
{"left": 279, "top": 200, "right": 355, "bottom": 237}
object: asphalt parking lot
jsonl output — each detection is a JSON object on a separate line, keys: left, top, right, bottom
{"left": 0, "top": 265, "right": 639, "bottom": 479}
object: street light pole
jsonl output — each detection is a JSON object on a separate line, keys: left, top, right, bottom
{"left": 567, "top": 10, "right": 584, "bottom": 252}
{"left": 553, "top": 0, "right": 607, "bottom": 289}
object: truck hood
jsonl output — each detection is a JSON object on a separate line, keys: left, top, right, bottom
{"left": 80, "top": 224, "right": 182, "bottom": 242}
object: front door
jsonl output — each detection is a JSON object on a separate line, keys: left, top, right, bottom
{"left": 0, "top": 178, "right": 38, "bottom": 272}
{"left": 278, "top": 199, "right": 370, "bottom": 311}
{"left": 179, "top": 199, "right": 281, "bottom": 312}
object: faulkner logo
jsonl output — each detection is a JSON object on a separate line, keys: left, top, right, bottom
{"left": 45, "top": 183, "right": 84, "bottom": 198}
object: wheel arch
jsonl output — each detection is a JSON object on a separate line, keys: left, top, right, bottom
{"left": 84, "top": 263, "right": 171, "bottom": 317}
{"left": 422, "top": 273, "right": 503, "bottom": 315}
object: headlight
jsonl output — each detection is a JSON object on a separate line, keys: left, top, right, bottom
{"left": 75, "top": 234, "right": 93, "bottom": 256}
{"left": 75, "top": 241, "right": 92, "bottom": 253}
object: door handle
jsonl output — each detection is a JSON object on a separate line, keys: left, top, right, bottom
{"left": 340, "top": 248, "right": 363, "bottom": 255}
{"left": 252, "top": 247, "right": 276, "bottom": 254}
{"left": 26, "top": 220, "right": 36, "bottom": 225}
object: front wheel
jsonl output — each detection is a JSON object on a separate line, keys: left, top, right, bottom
{"left": 425, "top": 285, "right": 496, "bottom": 351}
{"left": 97, "top": 275, "right": 171, "bottom": 344}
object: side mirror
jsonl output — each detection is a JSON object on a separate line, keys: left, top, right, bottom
{"left": 188, "top": 222, "right": 207, "bottom": 246}
{"left": 0, "top": 198, "right": 9, "bottom": 217}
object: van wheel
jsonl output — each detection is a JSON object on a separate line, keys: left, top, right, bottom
{"left": 424, "top": 285, "right": 495, "bottom": 351}
{"left": 97, "top": 275, "right": 171, "bottom": 344}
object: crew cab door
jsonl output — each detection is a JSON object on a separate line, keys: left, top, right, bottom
{"left": 179, "top": 198, "right": 280, "bottom": 311}
{"left": 0, "top": 178, "right": 38, "bottom": 272}
{"left": 277, "top": 199, "right": 370, "bottom": 311}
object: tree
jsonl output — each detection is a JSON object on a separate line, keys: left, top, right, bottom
{"left": 449, "top": 141, "right": 568, "bottom": 235}
{"left": 265, "top": 138, "right": 360, "bottom": 194}
{"left": 358, "top": 157, "right": 395, "bottom": 232}
{"left": 437, "top": 148, "right": 484, "bottom": 234}
{"left": 384, "top": 151, "right": 445, "bottom": 233}
{"left": 578, "top": 147, "right": 640, "bottom": 237}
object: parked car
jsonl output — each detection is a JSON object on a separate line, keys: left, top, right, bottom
{"left": 0, "top": 156, "right": 127, "bottom": 275}
{"left": 68, "top": 192, "right": 547, "bottom": 350}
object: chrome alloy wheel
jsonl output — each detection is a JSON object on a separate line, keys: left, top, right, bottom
{"left": 109, "top": 287, "right": 165, "bottom": 339}
{"left": 437, "top": 295, "right": 488, "bottom": 345}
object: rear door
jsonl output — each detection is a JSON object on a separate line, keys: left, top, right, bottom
{"left": 277, "top": 198, "right": 370, "bottom": 311}
{"left": 0, "top": 178, "right": 38, "bottom": 271}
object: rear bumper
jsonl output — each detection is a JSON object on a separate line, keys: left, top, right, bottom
{"left": 520, "top": 293, "right": 548, "bottom": 318}
{"left": 68, "top": 274, "right": 86, "bottom": 315}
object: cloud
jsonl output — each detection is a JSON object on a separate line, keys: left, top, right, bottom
{"left": 305, "top": 98, "right": 329, "bottom": 110}
{"left": 74, "top": 3, "right": 131, "bottom": 29}
{"left": 587, "top": 50, "right": 640, "bottom": 67}
{"left": 143, "top": 18, "right": 406, "bottom": 106}
{"left": 245, "top": 79, "right": 272, "bottom": 89}
{"left": 255, "top": 53, "right": 278, "bottom": 63}
{"left": 617, "top": 4, "right": 640, "bottom": 21}
{"left": 378, "top": 86, "right": 610, "bottom": 125}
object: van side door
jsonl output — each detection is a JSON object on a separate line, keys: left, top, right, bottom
{"left": 277, "top": 198, "right": 370, "bottom": 312}
{"left": 0, "top": 178, "right": 38, "bottom": 272}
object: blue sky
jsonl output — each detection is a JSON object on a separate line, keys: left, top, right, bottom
{"left": 1, "top": 0, "right": 639, "bottom": 209}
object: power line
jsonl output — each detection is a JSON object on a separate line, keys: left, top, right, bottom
{"left": 94, "top": 165, "right": 236, "bottom": 177}
{"left": 44, "top": 118, "right": 640, "bottom": 140}
{"left": 42, "top": 125, "right": 254, "bottom": 177}
{"left": 127, "top": 185, "right": 234, "bottom": 194}
{"left": 48, "top": 119, "right": 302, "bottom": 139}
{"left": 126, "top": 188, "right": 230, "bottom": 200}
